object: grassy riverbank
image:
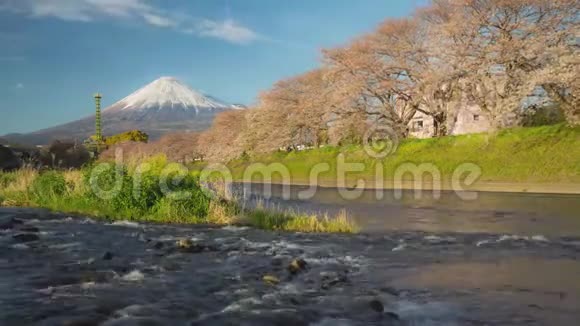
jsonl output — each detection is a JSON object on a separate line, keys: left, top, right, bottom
{"left": 227, "top": 125, "right": 580, "bottom": 189}
{"left": 0, "top": 159, "right": 357, "bottom": 233}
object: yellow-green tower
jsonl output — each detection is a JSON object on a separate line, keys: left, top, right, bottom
{"left": 93, "top": 93, "right": 103, "bottom": 150}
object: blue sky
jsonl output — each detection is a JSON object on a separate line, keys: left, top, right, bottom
{"left": 0, "top": 0, "right": 426, "bottom": 134}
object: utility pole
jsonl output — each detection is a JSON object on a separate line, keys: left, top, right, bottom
{"left": 94, "top": 93, "right": 103, "bottom": 151}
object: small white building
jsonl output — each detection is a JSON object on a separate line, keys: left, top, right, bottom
{"left": 408, "top": 105, "right": 491, "bottom": 138}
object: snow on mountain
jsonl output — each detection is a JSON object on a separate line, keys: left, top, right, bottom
{"left": 107, "top": 77, "right": 232, "bottom": 112}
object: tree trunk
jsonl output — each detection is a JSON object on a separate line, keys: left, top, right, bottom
{"left": 432, "top": 112, "right": 448, "bottom": 137}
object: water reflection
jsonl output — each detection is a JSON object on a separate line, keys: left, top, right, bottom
{"left": 395, "top": 257, "right": 580, "bottom": 325}
{"left": 235, "top": 183, "right": 580, "bottom": 236}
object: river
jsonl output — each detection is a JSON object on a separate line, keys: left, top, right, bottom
{"left": 236, "top": 183, "right": 580, "bottom": 237}
{"left": 1, "top": 184, "right": 580, "bottom": 325}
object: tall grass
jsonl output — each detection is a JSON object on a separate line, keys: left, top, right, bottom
{"left": 246, "top": 208, "right": 358, "bottom": 234}
{"left": 0, "top": 168, "right": 38, "bottom": 205}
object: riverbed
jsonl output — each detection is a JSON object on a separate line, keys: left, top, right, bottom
{"left": 1, "top": 206, "right": 580, "bottom": 325}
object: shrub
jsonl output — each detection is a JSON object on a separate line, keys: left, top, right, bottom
{"left": 30, "top": 171, "right": 67, "bottom": 205}
{"left": 104, "top": 130, "right": 149, "bottom": 146}
{"left": 83, "top": 164, "right": 146, "bottom": 214}
{"left": 83, "top": 160, "right": 211, "bottom": 220}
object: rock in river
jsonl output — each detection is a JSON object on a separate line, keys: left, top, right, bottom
{"left": 0, "top": 217, "right": 24, "bottom": 230}
{"left": 369, "top": 299, "right": 384, "bottom": 313}
{"left": 288, "top": 258, "right": 308, "bottom": 275}
{"left": 263, "top": 274, "right": 281, "bottom": 285}
{"left": 20, "top": 226, "right": 40, "bottom": 233}
{"left": 12, "top": 233, "right": 39, "bottom": 243}
{"left": 102, "top": 251, "right": 114, "bottom": 260}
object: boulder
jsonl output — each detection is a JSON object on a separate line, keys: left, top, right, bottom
{"left": 288, "top": 258, "right": 308, "bottom": 275}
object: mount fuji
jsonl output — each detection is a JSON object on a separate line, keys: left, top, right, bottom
{"left": 2, "top": 77, "right": 241, "bottom": 145}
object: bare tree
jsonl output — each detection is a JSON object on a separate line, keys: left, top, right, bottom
{"left": 428, "top": 0, "right": 578, "bottom": 129}
{"left": 156, "top": 132, "right": 202, "bottom": 163}
{"left": 323, "top": 34, "right": 416, "bottom": 138}
{"left": 198, "top": 110, "right": 249, "bottom": 161}
{"left": 242, "top": 69, "right": 333, "bottom": 153}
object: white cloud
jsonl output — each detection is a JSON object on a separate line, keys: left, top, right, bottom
{"left": 198, "top": 19, "right": 259, "bottom": 45}
{"left": 0, "top": 0, "right": 154, "bottom": 22}
{"left": 142, "top": 13, "right": 176, "bottom": 28}
{"left": 0, "top": 0, "right": 260, "bottom": 44}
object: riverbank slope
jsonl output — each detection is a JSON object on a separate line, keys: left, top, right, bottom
{"left": 225, "top": 125, "right": 580, "bottom": 194}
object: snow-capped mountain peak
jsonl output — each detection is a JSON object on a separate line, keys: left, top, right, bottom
{"left": 108, "top": 76, "right": 231, "bottom": 112}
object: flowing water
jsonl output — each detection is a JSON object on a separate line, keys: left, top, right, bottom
{"left": 1, "top": 184, "right": 580, "bottom": 325}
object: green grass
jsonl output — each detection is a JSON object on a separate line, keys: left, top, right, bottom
{"left": 226, "top": 124, "right": 580, "bottom": 184}
{"left": 246, "top": 205, "right": 358, "bottom": 234}
{"left": 0, "top": 158, "right": 357, "bottom": 233}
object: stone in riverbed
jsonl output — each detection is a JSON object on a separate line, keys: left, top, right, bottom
{"left": 20, "top": 226, "right": 39, "bottom": 233}
{"left": 102, "top": 251, "right": 114, "bottom": 260}
{"left": 385, "top": 311, "right": 400, "bottom": 320}
{"left": 160, "top": 261, "right": 181, "bottom": 272}
{"left": 288, "top": 258, "right": 308, "bottom": 275}
{"left": 177, "top": 238, "right": 193, "bottom": 248}
{"left": 12, "top": 233, "right": 39, "bottom": 243}
{"left": 263, "top": 274, "right": 280, "bottom": 285}
{"left": 369, "top": 299, "right": 384, "bottom": 313}
{"left": 181, "top": 244, "right": 206, "bottom": 253}
{"left": 271, "top": 257, "right": 283, "bottom": 267}
{"left": 320, "top": 271, "right": 349, "bottom": 290}
{"left": 175, "top": 238, "right": 215, "bottom": 253}
{"left": 380, "top": 286, "right": 401, "bottom": 297}
{"left": 0, "top": 217, "right": 24, "bottom": 230}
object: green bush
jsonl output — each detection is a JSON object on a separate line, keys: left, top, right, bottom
{"left": 30, "top": 171, "right": 67, "bottom": 205}
{"left": 83, "top": 163, "right": 211, "bottom": 219}
{"left": 150, "top": 169, "right": 211, "bottom": 220}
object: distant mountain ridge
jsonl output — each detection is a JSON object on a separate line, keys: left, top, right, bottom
{"left": 2, "top": 77, "right": 242, "bottom": 145}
